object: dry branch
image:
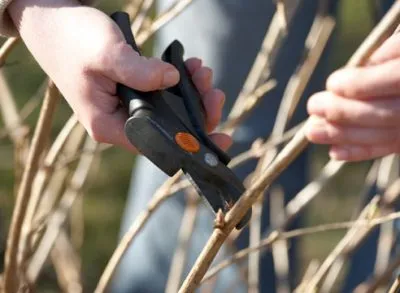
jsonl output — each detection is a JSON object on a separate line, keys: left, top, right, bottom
{"left": 202, "top": 159, "right": 344, "bottom": 283}
{"left": 179, "top": 3, "right": 400, "bottom": 291}
{"left": 228, "top": 3, "right": 301, "bottom": 121}
{"left": 355, "top": 254, "right": 400, "bottom": 293}
{"left": 51, "top": 230, "right": 83, "bottom": 293}
{"left": 136, "top": 0, "right": 194, "bottom": 45}
{"left": 201, "top": 206, "right": 400, "bottom": 287}
{"left": 3, "top": 81, "right": 60, "bottom": 293}
{"left": 18, "top": 115, "right": 79, "bottom": 266}
{"left": 166, "top": 194, "right": 199, "bottom": 293}
{"left": 388, "top": 276, "right": 400, "bottom": 293}
{"left": 131, "top": 0, "right": 154, "bottom": 35}
{"left": 302, "top": 197, "right": 380, "bottom": 292}
{"left": 94, "top": 171, "right": 183, "bottom": 293}
{"left": 270, "top": 187, "right": 290, "bottom": 293}
{"left": 26, "top": 136, "right": 98, "bottom": 283}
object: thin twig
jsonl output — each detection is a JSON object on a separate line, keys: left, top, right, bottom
{"left": 294, "top": 260, "right": 320, "bottom": 293}
{"left": 202, "top": 159, "right": 344, "bottom": 283}
{"left": 388, "top": 276, "right": 400, "bottom": 293}
{"left": 354, "top": 254, "right": 400, "bottom": 293}
{"left": 166, "top": 194, "right": 199, "bottom": 293}
{"left": 51, "top": 230, "right": 83, "bottom": 293}
{"left": 94, "top": 171, "right": 183, "bottom": 293}
{"left": 27, "top": 137, "right": 99, "bottom": 282}
{"left": 222, "top": 80, "right": 277, "bottom": 134}
{"left": 136, "top": 0, "right": 194, "bottom": 45}
{"left": 248, "top": 198, "right": 263, "bottom": 293}
{"left": 29, "top": 124, "right": 86, "bottom": 253}
{"left": 3, "top": 81, "right": 60, "bottom": 293}
{"left": 374, "top": 156, "right": 398, "bottom": 275}
{"left": 270, "top": 187, "right": 290, "bottom": 293}
{"left": 0, "top": 37, "right": 19, "bottom": 66}
{"left": 272, "top": 15, "right": 335, "bottom": 136}
{"left": 245, "top": 13, "right": 335, "bottom": 291}
{"left": 180, "top": 127, "right": 308, "bottom": 292}
{"left": 228, "top": 3, "right": 301, "bottom": 122}
{"left": 124, "top": 0, "right": 145, "bottom": 22}
{"left": 202, "top": 204, "right": 400, "bottom": 286}
{"left": 19, "top": 115, "right": 79, "bottom": 266}
{"left": 302, "top": 196, "right": 380, "bottom": 292}
{"left": 131, "top": 0, "right": 154, "bottom": 35}
{"left": 179, "top": 7, "right": 400, "bottom": 288}
{"left": 321, "top": 160, "right": 381, "bottom": 293}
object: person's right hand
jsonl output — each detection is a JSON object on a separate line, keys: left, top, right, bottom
{"left": 8, "top": 0, "right": 231, "bottom": 152}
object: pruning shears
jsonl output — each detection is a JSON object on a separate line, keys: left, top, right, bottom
{"left": 111, "top": 11, "right": 252, "bottom": 229}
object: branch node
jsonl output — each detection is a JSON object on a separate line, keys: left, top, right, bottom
{"left": 213, "top": 209, "right": 226, "bottom": 230}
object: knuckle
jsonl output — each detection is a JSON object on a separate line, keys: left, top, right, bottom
{"left": 376, "top": 107, "right": 398, "bottom": 125}
{"left": 137, "top": 58, "right": 164, "bottom": 91}
{"left": 325, "top": 102, "right": 345, "bottom": 122}
{"left": 87, "top": 38, "right": 117, "bottom": 68}
{"left": 325, "top": 124, "right": 343, "bottom": 142}
{"left": 344, "top": 87, "right": 362, "bottom": 99}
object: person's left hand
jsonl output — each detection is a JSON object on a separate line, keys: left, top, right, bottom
{"left": 305, "top": 32, "right": 400, "bottom": 161}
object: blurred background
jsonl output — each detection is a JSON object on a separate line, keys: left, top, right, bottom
{"left": 0, "top": 0, "right": 380, "bottom": 291}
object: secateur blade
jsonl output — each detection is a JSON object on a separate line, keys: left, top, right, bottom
{"left": 111, "top": 11, "right": 252, "bottom": 229}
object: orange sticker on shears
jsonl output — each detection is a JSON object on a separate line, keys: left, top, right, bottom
{"left": 175, "top": 132, "right": 200, "bottom": 153}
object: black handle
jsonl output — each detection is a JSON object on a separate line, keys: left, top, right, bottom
{"left": 111, "top": 11, "right": 154, "bottom": 115}
{"left": 162, "top": 41, "right": 231, "bottom": 165}
{"left": 111, "top": 12, "right": 140, "bottom": 53}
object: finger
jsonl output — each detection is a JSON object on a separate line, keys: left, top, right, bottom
{"left": 99, "top": 42, "right": 180, "bottom": 91}
{"left": 192, "top": 66, "right": 213, "bottom": 95}
{"left": 369, "top": 34, "right": 400, "bottom": 64}
{"left": 202, "top": 88, "right": 225, "bottom": 132}
{"left": 329, "top": 144, "right": 398, "bottom": 162}
{"left": 326, "top": 59, "right": 400, "bottom": 99}
{"left": 209, "top": 132, "right": 232, "bottom": 151}
{"left": 305, "top": 116, "right": 400, "bottom": 146}
{"left": 185, "top": 58, "right": 202, "bottom": 75}
{"left": 307, "top": 91, "right": 400, "bottom": 127}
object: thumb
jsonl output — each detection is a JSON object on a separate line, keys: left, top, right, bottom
{"left": 99, "top": 42, "right": 180, "bottom": 91}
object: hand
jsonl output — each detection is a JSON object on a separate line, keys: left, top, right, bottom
{"left": 305, "top": 32, "right": 400, "bottom": 162}
{"left": 8, "top": 0, "right": 231, "bottom": 152}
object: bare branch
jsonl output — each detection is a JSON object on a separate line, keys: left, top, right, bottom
{"left": 166, "top": 194, "right": 199, "bottom": 293}
{"left": 95, "top": 171, "right": 183, "bottom": 293}
{"left": 27, "top": 137, "right": 99, "bottom": 282}
{"left": 136, "top": 0, "right": 194, "bottom": 45}
{"left": 3, "top": 81, "right": 60, "bottom": 293}
{"left": 179, "top": 5, "right": 400, "bottom": 289}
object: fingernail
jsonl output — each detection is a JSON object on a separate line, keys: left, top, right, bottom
{"left": 326, "top": 69, "right": 349, "bottom": 93}
{"left": 162, "top": 68, "right": 179, "bottom": 88}
{"left": 309, "top": 126, "right": 327, "bottom": 141}
{"left": 330, "top": 147, "right": 348, "bottom": 161}
{"left": 307, "top": 95, "right": 325, "bottom": 115}
{"left": 305, "top": 116, "right": 327, "bottom": 141}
